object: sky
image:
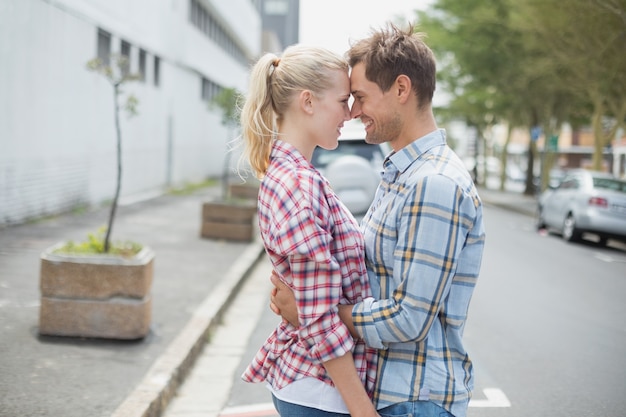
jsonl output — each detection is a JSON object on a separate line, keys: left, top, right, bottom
{"left": 298, "top": 0, "right": 434, "bottom": 55}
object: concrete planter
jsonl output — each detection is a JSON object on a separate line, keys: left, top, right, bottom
{"left": 39, "top": 243, "right": 155, "bottom": 340}
{"left": 228, "top": 183, "right": 259, "bottom": 200}
{"left": 201, "top": 200, "right": 256, "bottom": 242}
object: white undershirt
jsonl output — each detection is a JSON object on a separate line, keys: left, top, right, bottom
{"left": 268, "top": 377, "right": 349, "bottom": 413}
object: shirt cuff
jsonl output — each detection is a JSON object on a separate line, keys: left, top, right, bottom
{"left": 352, "top": 297, "right": 386, "bottom": 350}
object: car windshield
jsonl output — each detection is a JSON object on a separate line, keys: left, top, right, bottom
{"left": 593, "top": 177, "right": 626, "bottom": 193}
{"left": 311, "top": 141, "right": 385, "bottom": 169}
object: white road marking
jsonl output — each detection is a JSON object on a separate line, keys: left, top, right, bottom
{"left": 469, "top": 388, "right": 512, "bottom": 407}
{"left": 594, "top": 252, "right": 626, "bottom": 263}
{"left": 220, "top": 402, "right": 277, "bottom": 416}
{"left": 219, "top": 388, "right": 512, "bottom": 416}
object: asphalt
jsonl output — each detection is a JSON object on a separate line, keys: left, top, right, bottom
{"left": 0, "top": 183, "right": 538, "bottom": 417}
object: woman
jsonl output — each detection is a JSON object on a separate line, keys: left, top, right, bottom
{"left": 240, "top": 45, "right": 379, "bottom": 417}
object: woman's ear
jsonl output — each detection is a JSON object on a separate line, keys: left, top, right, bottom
{"left": 395, "top": 75, "right": 412, "bottom": 104}
{"left": 298, "top": 90, "right": 314, "bottom": 114}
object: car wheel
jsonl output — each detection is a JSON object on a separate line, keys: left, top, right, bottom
{"left": 536, "top": 207, "right": 547, "bottom": 230}
{"left": 325, "top": 155, "right": 380, "bottom": 215}
{"left": 562, "top": 213, "right": 581, "bottom": 242}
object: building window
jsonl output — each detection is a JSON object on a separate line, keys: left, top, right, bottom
{"left": 154, "top": 55, "right": 160, "bottom": 87}
{"left": 202, "top": 77, "right": 222, "bottom": 102}
{"left": 97, "top": 29, "right": 111, "bottom": 66}
{"left": 120, "top": 39, "right": 131, "bottom": 76}
{"left": 189, "top": 0, "right": 248, "bottom": 66}
{"left": 138, "top": 49, "right": 146, "bottom": 82}
{"left": 264, "top": 0, "right": 288, "bottom": 14}
{"left": 190, "top": 0, "right": 200, "bottom": 26}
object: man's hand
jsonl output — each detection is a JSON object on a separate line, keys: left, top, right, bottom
{"left": 269, "top": 272, "right": 299, "bottom": 327}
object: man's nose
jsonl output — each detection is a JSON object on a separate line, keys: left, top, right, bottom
{"left": 350, "top": 102, "right": 361, "bottom": 119}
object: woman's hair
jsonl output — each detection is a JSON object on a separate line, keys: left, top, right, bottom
{"left": 241, "top": 44, "right": 348, "bottom": 178}
{"left": 348, "top": 23, "right": 436, "bottom": 109}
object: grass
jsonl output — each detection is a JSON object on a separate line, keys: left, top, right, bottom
{"left": 167, "top": 179, "right": 218, "bottom": 195}
{"left": 53, "top": 227, "right": 142, "bottom": 258}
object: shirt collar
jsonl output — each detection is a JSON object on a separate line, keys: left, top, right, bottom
{"left": 386, "top": 129, "right": 446, "bottom": 174}
{"left": 271, "top": 139, "right": 312, "bottom": 169}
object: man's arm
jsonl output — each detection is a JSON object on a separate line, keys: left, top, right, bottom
{"left": 352, "top": 175, "right": 477, "bottom": 348}
{"left": 270, "top": 273, "right": 360, "bottom": 339}
{"left": 338, "top": 304, "right": 359, "bottom": 339}
{"left": 269, "top": 272, "right": 298, "bottom": 326}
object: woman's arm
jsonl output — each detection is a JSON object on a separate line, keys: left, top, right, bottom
{"left": 267, "top": 173, "right": 377, "bottom": 415}
{"left": 324, "top": 352, "right": 379, "bottom": 417}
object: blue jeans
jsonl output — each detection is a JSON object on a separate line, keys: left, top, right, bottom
{"left": 272, "top": 394, "right": 350, "bottom": 417}
{"left": 378, "top": 401, "right": 454, "bottom": 417}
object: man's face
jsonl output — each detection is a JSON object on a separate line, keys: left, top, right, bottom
{"left": 349, "top": 62, "right": 402, "bottom": 146}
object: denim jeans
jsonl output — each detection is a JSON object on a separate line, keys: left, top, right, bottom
{"left": 271, "top": 394, "right": 350, "bottom": 417}
{"left": 378, "top": 400, "right": 454, "bottom": 417}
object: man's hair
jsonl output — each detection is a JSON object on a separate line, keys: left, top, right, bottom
{"left": 348, "top": 23, "right": 436, "bottom": 108}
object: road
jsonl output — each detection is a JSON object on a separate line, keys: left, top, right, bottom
{"left": 210, "top": 204, "right": 626, "bottom": 417}
{"left": 464, "top": 204, "right": 626, "bottom": 417}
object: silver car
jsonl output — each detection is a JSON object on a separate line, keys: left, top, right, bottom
{"left": 311, "top": 120, "right": 390, "bottom": 214}
{"left": 536, "top": 169, "right": 626, "bottom": 245}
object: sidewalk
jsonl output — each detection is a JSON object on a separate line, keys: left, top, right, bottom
{"left": 478, "top": 185, "right": 538, "bottom": 217}
{"left": 0, "top": 185, "right": 265, "bottom": 417}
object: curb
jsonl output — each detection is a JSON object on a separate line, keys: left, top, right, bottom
{"left": 483, "top": 200, "right": 537, "bottom": 218}
{"left": 110, "top": 239, "right": 266, "bottom": 417}
{"left": 478, "top": 188, "right": 537, "bottom": 218}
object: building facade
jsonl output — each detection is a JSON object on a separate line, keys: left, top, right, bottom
{"left": 260, "top": 0, "right": 299, "bottom": 52}
{"left": 0, "top": 0, "right": 262, "bottom": 226}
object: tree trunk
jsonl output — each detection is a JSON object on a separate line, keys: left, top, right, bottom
{"left": 105, "top": 83, "right": 123, "bottom": 252}
{"left": 499, "top": 124, "right": 513, "bottom": 191}
{"left": 524, "top": 139, "right": 537, "bottom": 196}
{"left": 591, "top": 97, "right": 606, "bottom": 171}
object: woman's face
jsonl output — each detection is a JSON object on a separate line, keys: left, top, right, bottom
{"left": 311, "top": 69, "right": 351, "bottom": 151}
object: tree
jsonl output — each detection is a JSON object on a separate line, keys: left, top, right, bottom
{"left": 415, "top": 0, "right": 601, "bottom": 194}
{"left": 86, "top": 55, "right": 139, "bottom": 252}
{"left": 523, "top": 0, "right": 626, "bottom": 170}
{"left": 209, "top": 87, "right": 244, "bottom": 199}
{"left": 417, "top": 0, "right": 540, "bottom": 192}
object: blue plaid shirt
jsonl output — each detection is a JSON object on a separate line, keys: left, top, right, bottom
{"left": 353, "top": 129, "right": 485, "bottom": 417}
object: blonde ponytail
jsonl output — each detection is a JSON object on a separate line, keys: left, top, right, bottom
{"left": 240, "top": 54, "right": 277, "bottom": 178}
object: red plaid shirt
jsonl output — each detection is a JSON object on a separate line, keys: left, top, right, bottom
{"left": 242, "top": 140, "right": 377, "bottom": 397}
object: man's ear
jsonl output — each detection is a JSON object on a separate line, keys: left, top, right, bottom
{"left": 298, "top": 90, "right": 314, "bottom": 114}
{"left": 395, "top": 75, "right": 412, "bottom": 104}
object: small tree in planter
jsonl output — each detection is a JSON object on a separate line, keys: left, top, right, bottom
{"left": 86, "top": 55, "right": 140, "bottom": 253}
{"left": 201, "top": 87, "right": 258, "bottom": 242}
{"left": 38, "top": 55, "right": 154, "bottom": 340}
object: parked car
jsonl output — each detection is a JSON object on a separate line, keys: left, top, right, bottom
{"left": 536, "top": 169, "right": 626, "bottom": 245}
{"left": 311, "top": 120, "right": 391, "bottom": 214}
{"left": 534, "top": 168, "right": 567, "bottom": 190}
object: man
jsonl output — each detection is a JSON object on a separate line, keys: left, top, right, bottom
{"left": 272, "top": 24, "right": 485, "bottom": 417}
